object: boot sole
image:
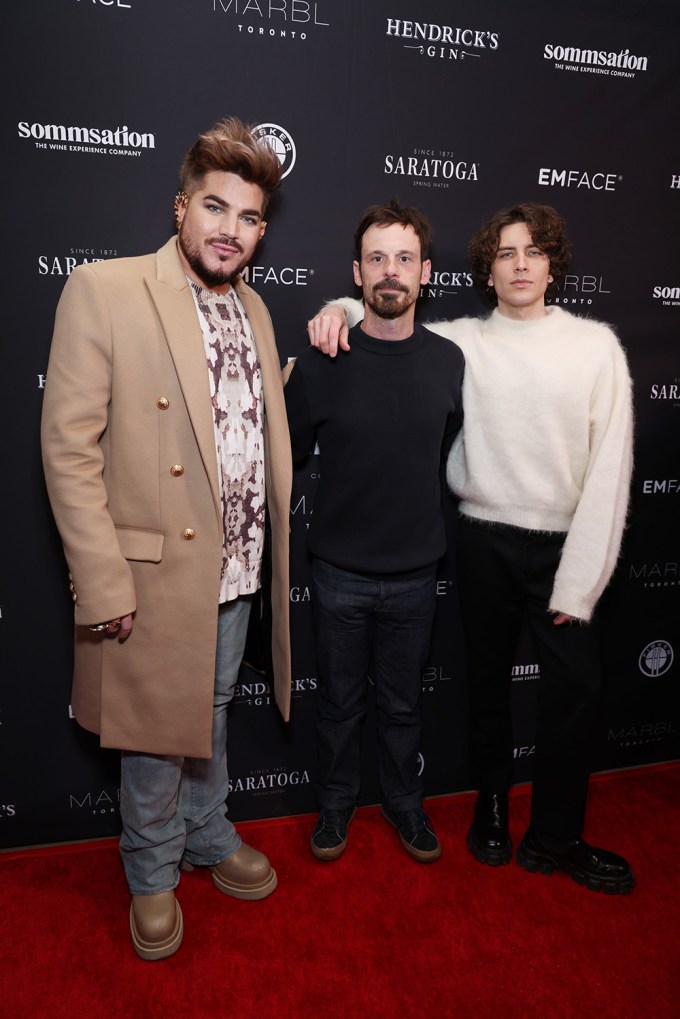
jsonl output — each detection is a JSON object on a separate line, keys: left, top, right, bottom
{"left": 466, "top": 825, "right": 512, "bottom": 867}
{"left": 516, "top": 843, "right": 636, "bottom": 894}
{"left": 130, "top": 900, "right": 184, "bottom": 961}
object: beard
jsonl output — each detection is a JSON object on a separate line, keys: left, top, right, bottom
{"left": 364, "top": 279, "right": 416, "bottom": 320}
{"left": 179, "top": 223, "right": 248, "bottom": 290}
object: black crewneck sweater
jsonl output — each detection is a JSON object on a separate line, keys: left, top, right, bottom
{"left": 284, "top": 322, "right": 464, "bottom": 576}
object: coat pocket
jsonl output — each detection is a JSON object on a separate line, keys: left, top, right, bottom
{"left": 115, "top": 525, "right": 165, "bottom": 562}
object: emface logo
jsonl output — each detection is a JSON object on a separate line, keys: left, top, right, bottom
{"left": 386, "top": 19, "right": 499, "bottom": 64}
{"left": 543, "top": 42, "right": 648, "bottom": 78}
{"left": 642, "top": 479, "right": 679, "bottom": 494}
{"left": 213, "top": 0, "right": 330, "bottom": 41}
{"left": 639, "top": 640, "right": 674, "bottom": 678}
{"left": 538, "top": 168, "right": 621, "bottom": 191}
{"left": 252, "top": 123, "right": 296, "bottom": 178}
{"left": 18, "top": 121, "right": 155, "bottom": 158}
{"left": 384, "top": 149, "right": 479, "bottom": 190}
{"left": 241, "top": 264, "right": 313, "bottom": 286}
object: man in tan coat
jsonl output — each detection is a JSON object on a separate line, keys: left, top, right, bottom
{"left": 41, "top": 118, "right": 292, "bottom": 960}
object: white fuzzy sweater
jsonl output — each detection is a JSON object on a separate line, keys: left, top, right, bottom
{"left": 336, "top": 299, "right": 633, "bottom": 621}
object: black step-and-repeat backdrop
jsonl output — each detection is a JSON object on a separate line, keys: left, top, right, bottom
{"left": 3, "top": 0, "right": 679, "bottom": 848}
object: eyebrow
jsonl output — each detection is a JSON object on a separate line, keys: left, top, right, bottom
{"left": 203, "top": 194, "right": 263, "bottom": 219}
{"left": 365, "top": 248, "right": 418, "bottom": 257}
{"left": 496, "top": 244, "right": 544, "bottom": 253}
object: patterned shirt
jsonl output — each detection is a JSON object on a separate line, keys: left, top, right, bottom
{"left": 189, "top": 281, "right": 265, "bottom": 602}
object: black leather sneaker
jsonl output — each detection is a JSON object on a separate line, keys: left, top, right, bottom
{"left": 310, "top": 807, "right": 356, "bottom": 861}
{"left": 381, "top": 806, "right": 441, "bottom": 863}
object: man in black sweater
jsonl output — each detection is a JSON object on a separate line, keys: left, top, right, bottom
{"left": 284, "top": 201, "right": 464, "bottom": 862}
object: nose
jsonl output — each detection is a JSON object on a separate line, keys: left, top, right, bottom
{"left": 515, "top": 250, "right": 528, "bottom": 271}
{"left": 382, "top": 257, "right": 400, "bottom": 277}
{"left": 223, "top": 212, "right": 240, "bottom": 240}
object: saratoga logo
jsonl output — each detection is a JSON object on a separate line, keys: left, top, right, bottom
{"left": 544, "top": 42, "right": 648, "bottom": 78}
{"left": 385, "top": 149, "right": 479, "bottom": 189}
{"left": 649, "top": 381, "right": 680, "bottom": 406}
{"left": 18, "top": 120, "right": 155, "bottom": 157}
{"left": 229, "top": 767, "right": 311, "bottom": 795}
{"left": 386, "top": 18, "right": 499, "bottom": 63}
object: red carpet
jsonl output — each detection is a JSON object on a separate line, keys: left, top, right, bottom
{"left": 1, "top": 764, "right": 678, "bottom": 1018}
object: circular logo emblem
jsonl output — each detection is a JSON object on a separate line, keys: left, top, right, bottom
{"left": 252, "top": 123, "right": 296, "bottom": 179}
{"left": 638, "top": 640, "right": 674, "bottom": 677}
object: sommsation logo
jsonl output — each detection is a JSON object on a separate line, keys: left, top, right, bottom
{"left": 544, "top": 42, "right": 649, "bottom": 78}
{"left": 18, "top": 120, "right": 155, "bottom": 158}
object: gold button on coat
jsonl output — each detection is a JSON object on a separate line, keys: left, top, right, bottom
{"left": 156, "top": 397, "right": 169, "bottom": 409}
{"left": 170, "top": 465, "right": 184, "bottom": 477}
{"left": 182, "top": 528, "right": 195, "bottom": 540}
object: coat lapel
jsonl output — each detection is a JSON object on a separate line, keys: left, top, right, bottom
{"left": 145, "top": 238, "right": 221, "bottom": 522}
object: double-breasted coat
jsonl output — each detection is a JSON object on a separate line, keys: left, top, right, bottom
{"left": 41, "top": 237, "right": 292, "bottom": 758}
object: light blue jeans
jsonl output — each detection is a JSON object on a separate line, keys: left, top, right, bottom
{"left": 119, "top": 596, "right": 252, "bottom": 895}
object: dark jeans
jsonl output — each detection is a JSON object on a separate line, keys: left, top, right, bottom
{"left": 311, "top": 558, "right": 437, "bottom": 813}
{"left": 457, "top": 516, "right": 602, "bottom": 841}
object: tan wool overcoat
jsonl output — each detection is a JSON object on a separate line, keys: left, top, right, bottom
{"left": 41, "top": 237, "right": 292, "bottom": 757}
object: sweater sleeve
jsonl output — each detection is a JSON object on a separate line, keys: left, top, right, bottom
{"left": 549, "top": 332, "right": 634, "bottom": 621}
{"left": 283, "top": 359, "right": 317, "bottom": 463}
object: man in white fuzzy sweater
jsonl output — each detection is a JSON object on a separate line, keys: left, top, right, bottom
{"left": 307, "top": 202, "right": 635, "bottom": 895}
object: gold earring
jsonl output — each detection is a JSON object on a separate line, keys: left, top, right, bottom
{"left": 174, "top": 191, "right": 189, "bottom": 229}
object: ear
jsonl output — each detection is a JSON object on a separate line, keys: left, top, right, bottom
{"left": 174, "top": 190, "right": 189, "bottom": 229}
{"left": 420, "top": 259, "right": 432, "bottom": 286}
{"left": 488, "top": 276, "right": 494, "bottom": 287}
{"left": 259, "top": 221, "right": 267, "bottom": 239}
{"left": 548, "top": 274, "right": 553, "bottom": 283}
{"left": 353, "top": 260, "right": 363, "bottom": 287}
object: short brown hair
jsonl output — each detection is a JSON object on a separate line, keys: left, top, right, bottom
{"left": 179, "top": 117, "right": 282, "bottom": 209}
{"left": 468, "top": 203, "right": 571, "bottom": 305}
{"left": 354, "top": 199, "right": 433, "bottom": 263}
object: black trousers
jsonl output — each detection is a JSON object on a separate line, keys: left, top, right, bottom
{"left": 457, "top": 516, "right": 602, "bottom": 841}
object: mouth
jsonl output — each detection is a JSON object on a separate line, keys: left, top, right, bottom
{"left": 375, "top": 282, "right": 408, "bottom": 296}
{"left": 210, "top": 238, "right": 243, "bottom": 258}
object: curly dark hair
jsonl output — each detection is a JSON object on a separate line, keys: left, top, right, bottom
{"left": 467, "top": 203, "right": 571, "bottom": 305}
{"left": 354, "top": 198, "right": 432, "bottom": 263}
{"left": 180, "top": 117, "right": 282, "bottom": 210}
